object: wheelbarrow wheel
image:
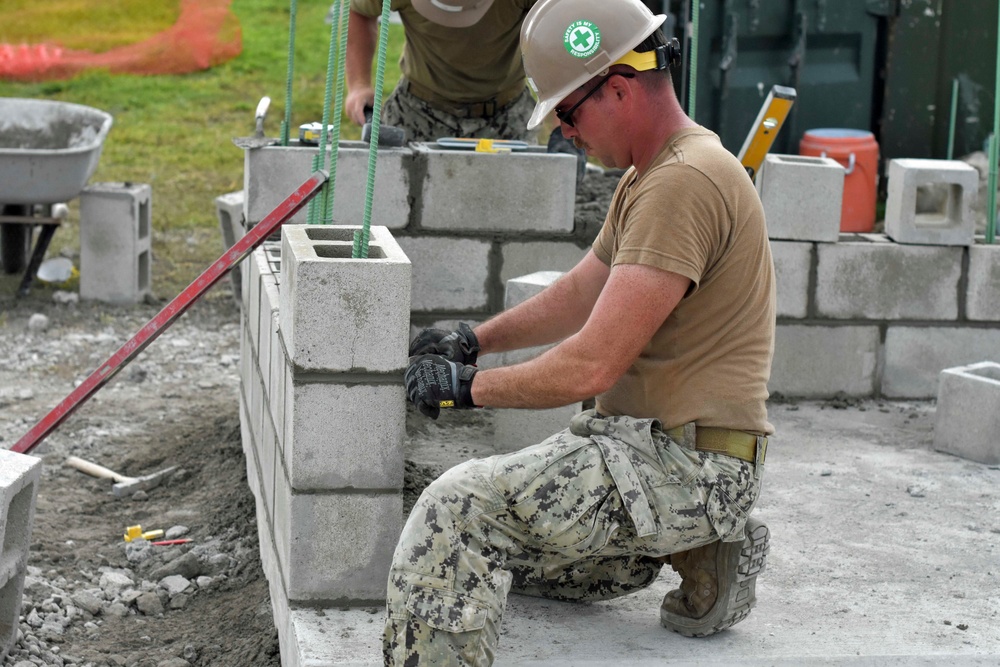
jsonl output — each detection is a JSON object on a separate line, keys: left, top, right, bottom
{"left": 1, "top": 206, "right": 33, "bottom": 275}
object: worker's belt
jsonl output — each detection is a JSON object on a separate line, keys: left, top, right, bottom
{"left": 665, "top": 425, "right": 767, "bottom": 466}
{"left": 404, "top": 78, "right": 525, "bottom": 119}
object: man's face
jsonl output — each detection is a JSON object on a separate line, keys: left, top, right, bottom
{"left": 554, "top": 73, "right": 630, "bottom": 168}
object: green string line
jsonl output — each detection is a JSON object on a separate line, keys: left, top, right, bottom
{"left": 280, "top": 0, "right": 297, "bottom": 147}
{"left": 354, "top": 0, "right": 393, "bottom": 258}
{"left": 687, "top": 0, "right": 699, "bottom": 120}
{"left": 323, "top": 0, "right": 352, "bottom": 224}
{"left": 308, "top": 0, "right": 346, "bottom": 225}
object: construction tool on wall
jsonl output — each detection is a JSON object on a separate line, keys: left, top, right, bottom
{"left": 10, "top": 170, "right": 329, "bottom": 456}
{"left": 232, "top": 96, "right": 278, "bottom": 150}
{"left": 362, "top": 106, "right": 406, "bottom": 147}
{"left": 66, "top": 456, "right": 176, "bottom": 497}
{"left": 737, "top": 84, "right": 797, "bottom": 182}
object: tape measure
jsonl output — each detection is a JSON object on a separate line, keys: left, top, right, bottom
{"left": 299, "top": 123, "right": 337, "bottom": 145}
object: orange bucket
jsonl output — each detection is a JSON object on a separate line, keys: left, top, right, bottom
{"left": 799, "top": 129, "right": 879, "bottom": 233}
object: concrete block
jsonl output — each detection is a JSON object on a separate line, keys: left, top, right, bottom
{"left": 285, "top": 380, "right": 405, "bottom": 491}
{"left": 396, "top": 236, "right": 490, "bottom": 312}
{"left": 966, "top": 244, "right": 1000, "bottom": 321}
{"left": 500, "top": 241, "right": 586, "bottom": 286}
{"left": 768, "top": 325, "right": 879, "bottom": 397}
{"left": 261, "top": 407, "right": 277, "bottom": 525}
{"left": 244, "top": 142, "right": 413, "bottom": 230}
{"left": 816, "top": 241, "right": 961, "bottom": 320}
{"left": 756, "top": 154, "right": 844, "bottom": 242}
{"left": 247, "top": 247, "right": 266, "bottom": 355}
{"left": 79, "top": 182, "right": 152, "bottom": 304}
{"left": 280, "top": 225, "right": 411, "bottom": 373}
{"left": 492, "top": 272, "right": 582, "bottom": 447}
{"left": 882, "top": 326, "right": 1000, "bottom": 398}
{"left": 0, "top": 450, "right": 41, "bottom": 662}
{"left": 770, "top": 241, "right": 812, "bottom": 319}
{"left": 215, "top": 190, "right": 246, "bottom": 301}
{"left": 258, "top": 273, "right": 277, "bottom": 403}
{"left": 885, "top": 158, "right": 978, "bottom": 246}
{"left": 268, "top": 312, "right": 286, "bottom": 450}
{"left": 413, "top": 143, "right": 576, "bottom": 233}
{"left": 494, "top": 405, "right": 579, "bottom": 454}
{"left": 934, "top": 361, "right": 1000, "bottom": 465}
{"left": 274, "top": 485, "right": 402, "bottom": 603}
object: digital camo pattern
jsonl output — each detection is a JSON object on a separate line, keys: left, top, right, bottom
{"left": 383, "top": 410, "right": 762, "bottom": 666}
{"left": 381, "top": 80, "right": 539, "bottom": 143}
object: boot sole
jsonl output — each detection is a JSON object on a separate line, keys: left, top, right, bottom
{"left": 660, "top": 517, "right": 770, "bottom": 638}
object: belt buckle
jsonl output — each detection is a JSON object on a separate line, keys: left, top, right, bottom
{"left": 753, "top": 435, "right": 767, "bottom": 479}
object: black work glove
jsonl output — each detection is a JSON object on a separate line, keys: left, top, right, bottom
{"left": 404, "top": 354, "right": 478, "bottom": 420}
{"left": 408, "top": 322, "right": 480, "bottom": 365}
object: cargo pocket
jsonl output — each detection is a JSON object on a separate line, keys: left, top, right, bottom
{"left": 510, "top": 489, "right": 621, "bottom": 555}
{"left": 705, "top": 483, "right": 753, "bottom": 543}
{"left": 405, "top": 585, "right": 489, "bottom": 633}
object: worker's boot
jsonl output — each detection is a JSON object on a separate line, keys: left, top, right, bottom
{"left": 660, "top": 517, "right": 770, "bottom": 637}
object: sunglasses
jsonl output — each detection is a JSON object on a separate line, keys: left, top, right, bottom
{"left": 555, "top": 73, "right": 635, "bottom": 128}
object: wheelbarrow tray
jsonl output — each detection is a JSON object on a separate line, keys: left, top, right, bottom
{"left": 0, "top": 97, "right": 113, "bottom": 205}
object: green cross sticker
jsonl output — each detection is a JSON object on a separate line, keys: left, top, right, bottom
{"left": 564, "top": 20, "right": 601, "bottom": 59}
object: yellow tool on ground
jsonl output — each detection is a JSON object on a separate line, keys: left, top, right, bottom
{"left": 123, "top": 525, "right": 164, "bottom": 543}
{"left": 737, "top": 85, "right": 797, "bottom": 182}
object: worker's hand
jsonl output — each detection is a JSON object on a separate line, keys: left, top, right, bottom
{"left": 408, "top": 323, "right": 480, "bottom": 365}
{"left": 345, "top": 87, "right": 376, "bottom": 126}
{"left": 404, "top": 354, "right": 478, "bottom": 420}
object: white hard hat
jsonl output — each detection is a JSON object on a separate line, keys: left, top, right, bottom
{"left": 520, "top": 0, "right": 667, "bottom": 130}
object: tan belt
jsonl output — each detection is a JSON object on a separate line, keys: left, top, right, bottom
{"left": 665, "top": 425, "right": 767, "bottom": 466}
{"left": 405, "top": 78, "right": 525, "bottom": 119}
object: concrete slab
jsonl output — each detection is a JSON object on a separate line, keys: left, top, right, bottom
{"left": 286, "top": 401, "right": 1000, "bottom": 665}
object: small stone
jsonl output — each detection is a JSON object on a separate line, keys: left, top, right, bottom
{"left": 131, "top": 490, "right": 149, "bottom": 501}
{"left": 105, "top": 602, "right": 129, "bottom": 618}
{"left": 27, "top": 314, "right": 50, "bottom": 332}
{"left": 70, "top": 591, "right": 102, "bottom": 616}
{"left": 820, "top": 469, "right": 833, "bottom": 476}
{"left": 52, "top": 290, "right": 79, "bottom": 304}
{"left": 159, "top": 575, "right": 191, "bottom": 597}
{"left": 907, "top": 484, "right": 927, "bottom": 498}
{"left": 135, "top": 592, "right": 164, "bottom": 616}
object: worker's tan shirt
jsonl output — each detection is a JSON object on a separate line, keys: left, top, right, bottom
{"left": 593, "top": 127, "right": 776, "bottom": 435}
{"left": 351, "top": 0, "right": 535, "bottom": 104}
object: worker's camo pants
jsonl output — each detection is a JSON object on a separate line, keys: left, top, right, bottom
{"left": 383, "top": 410, "right": 762, "bottom": 666}
{"left": 381, "top": 79, "right": 538, "bottom": 143}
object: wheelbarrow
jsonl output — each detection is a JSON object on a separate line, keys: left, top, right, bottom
{"left": 0, "top": 97, "right": 113, "bottom": 295}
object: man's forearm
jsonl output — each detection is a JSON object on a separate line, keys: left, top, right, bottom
{"left": 346, "top": 10, "right": 378, "bottom": 90}
{"left": 475, "top": 251, "right": 609, "bottom": 355}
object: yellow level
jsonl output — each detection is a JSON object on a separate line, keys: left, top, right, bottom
{"left": 738, "top": 85, "right": 797, "bottom": 182}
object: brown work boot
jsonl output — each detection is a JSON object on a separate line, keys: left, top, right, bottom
{"left": 660, "top": 517, "right": 770, "bottom": 637}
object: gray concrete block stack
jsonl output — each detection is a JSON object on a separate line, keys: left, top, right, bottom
{"left": 79, "top": 182, "right": 152, "bottom": 304}
{"left": 0, "top": 450, "right": 41, "bottom": 662}
{"left": 493, "top": 271, "right": 582, "bottom": 452}
{"left": 761, "top": 150, "right": 1000, "bottom": 399}
{"left": 244, "top": 141, "right": 583, "bottom": 322}
{"left": 238, "top": 224, "right": 410, "bottom": 667}
{"left": 934, "top": 361, "right": 1000, "bottom": 465}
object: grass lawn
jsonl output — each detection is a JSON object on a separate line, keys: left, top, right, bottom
{"left": 0, "top": 0, "right": 404, "bottom": 298}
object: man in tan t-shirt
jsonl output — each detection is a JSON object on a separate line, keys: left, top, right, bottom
{"left": 393, "top": 0, "right": 776, "bottom": 663}
{"left": 345, "top": 0, "right": 538, "bottom": 142}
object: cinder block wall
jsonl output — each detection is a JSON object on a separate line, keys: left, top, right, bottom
{"left": 244, "top": 142, "right": 585, "bottom": 325}
{"left": 0, "top": 451, "right": 42, "bottom": 662}
{"left": 239, "top": 226, "right": 410, "bottom": 667}
{"left": 770, "top": 234, "right": 1000, "bottom": 399}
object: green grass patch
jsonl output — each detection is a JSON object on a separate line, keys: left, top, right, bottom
{"left": 0, "top": 0, "right": 404, "bottom": 297}
{"left": 0, "top": 0, "right": 181, "bottom": 52}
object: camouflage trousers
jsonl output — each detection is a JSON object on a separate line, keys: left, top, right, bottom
{"left": 383, "top": 410, "right": 762, "bottom": 666}
{"left": 381, "top": 78, "right": 539, "bottom": 143}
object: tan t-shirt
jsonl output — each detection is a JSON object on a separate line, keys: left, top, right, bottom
{"left": 592, "top": 127, "right": 775, "bottom": 435}
{"left": 351, "top": 0, "right": 535, "bottom": 104}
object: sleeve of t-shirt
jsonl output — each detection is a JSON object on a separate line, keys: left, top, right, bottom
{"left": 351, "top": 0, "right": 406, "bottom": 18}
{"left": 600, "top": 164, "right": 728, "bottom": 288}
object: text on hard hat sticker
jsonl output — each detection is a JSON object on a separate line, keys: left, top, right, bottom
{"left": 564, "top": 20, "right": 601, "bottom": 59}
